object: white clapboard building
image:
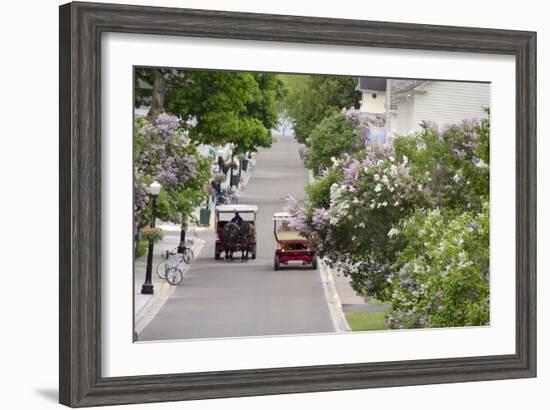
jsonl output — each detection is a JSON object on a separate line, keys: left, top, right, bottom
{"left": 358, "top": 77, "right": 491, "bottom": 138}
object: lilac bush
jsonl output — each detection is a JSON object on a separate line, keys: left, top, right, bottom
{"left": 134, "top": 114, "right": 211, "bottom": 241}
{"left": 289, "top": 113, "right": 490, "bottom": 327}
{"left": 386, "top": 204, "right": 490, "bottom": 329}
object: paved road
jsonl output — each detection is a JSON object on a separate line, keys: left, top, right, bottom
{"left": 139, "top": 134, "right": 335, "bottom": 341}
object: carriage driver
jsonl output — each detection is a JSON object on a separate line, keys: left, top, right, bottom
{"left": 231, "top": 212, "right": 244, "bottom": 227}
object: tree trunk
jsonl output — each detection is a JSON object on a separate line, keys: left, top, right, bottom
{"left": 147, "top": 69, "right": 166, "bottom": 121}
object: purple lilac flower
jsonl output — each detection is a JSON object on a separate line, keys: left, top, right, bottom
{"left": 342, "top": 160, "right": 360, "bottom": 185}
{"left": 312, "top": 208, "right": 328, "bottom": 228}
{"left": 155, "top": 113, "right": 180, "bottom": 137}
{"left": 453, "top": 149, "right": 466, "bottom": 159}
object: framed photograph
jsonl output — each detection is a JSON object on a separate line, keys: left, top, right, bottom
{"left": 59, "top": 2, "right": 536, "bottom": 407}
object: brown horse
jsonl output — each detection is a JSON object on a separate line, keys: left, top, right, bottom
{"left": 239, "top": 221, "right": 256, "bottom": 261}
{"left": 222, "top": 222, "right": 240, "bottom": 260}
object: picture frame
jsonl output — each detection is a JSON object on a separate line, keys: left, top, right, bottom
{"left": 59, "top": 1, "right": 536, "bottom": 407}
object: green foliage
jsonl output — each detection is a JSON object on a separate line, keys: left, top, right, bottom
{"left": 135, "top": 240, "right": 148, "bottom": 258}
{"left": 247, "top": 73, "right": 286, "bottom": 131}
{"left": 306, "top": 165, "right": 343, "bottom": 210}
{"left": 387, "top": 204, "right": 490, "bottom": 329}
{"left": 281, "top": 74, "right": 360, "bottom": 144}
{"left": 141, "top": 226, "right": 165, "bottom": 244}
{"left": 305, "top": 112, "right": 359, "bottom": 175}
{"left": 135, "top": 68, "right": 285, "bottom": 153}
{"left": 393, "top": 118, "right": 490, "bottom": 213}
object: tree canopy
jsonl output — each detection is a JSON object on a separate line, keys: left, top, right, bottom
{"left": 306, "top": 111, "right": 359, "bottom": 175}
{"left": 134, "top": 68, "right": 285, "bottom": 153}
{"left": 281, "top": 74, "right": 361, "bottom": 144}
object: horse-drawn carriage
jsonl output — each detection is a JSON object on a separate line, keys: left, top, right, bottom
{"left": 273, "top": 211, "right": 317, "bottom": 270}
{"left": 214, "top": 204, "right": 257, "bottom": 261}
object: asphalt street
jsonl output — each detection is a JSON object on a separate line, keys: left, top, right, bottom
{"left": 139, "top": 134, "right": 335, "bottom": 341}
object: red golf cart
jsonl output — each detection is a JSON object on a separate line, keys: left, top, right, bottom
{"left": 273, "top": 211, "right": 317, "bottom": 270}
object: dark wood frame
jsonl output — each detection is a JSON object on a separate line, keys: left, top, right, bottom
{"left": 59, "top": 1, "right": 537, "bottom": 407}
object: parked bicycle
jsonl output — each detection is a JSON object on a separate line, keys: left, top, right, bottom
{"left": 216, "top": 186, "right": 239, "bottom": 205}
{"left": 156, "top": 239, "right": 195, "bottom": 286}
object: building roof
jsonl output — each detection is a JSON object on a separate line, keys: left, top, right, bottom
{"left": 273, "top": 211, "right": 293, "bottom": 220}
{"left": 390, "top": 79, "right": 426, "bottom": 95}
{"left": 388, "top": 79, "right": 427, "bottom": 109}
{"left": 358, "top": 77, "right": 387, "bottom": 92}
{"left": 215, "top": 204, "right": 258, "bottom": 213}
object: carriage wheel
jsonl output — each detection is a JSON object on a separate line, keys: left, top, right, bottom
{"left": 251, "top": 246, "right": 256, "bottom": 260}
{"left": 274, "top": 255, "right": 280, "bottom": 271}
{"left": 311, "top": 257, "right": 318, "bottom": 270}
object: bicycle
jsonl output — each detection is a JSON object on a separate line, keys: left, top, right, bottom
{"left": 216, "top": 187, "right": 239, "bottom": 205}
{"left": 156, "top": 240, "right": 194, "bottom": 286}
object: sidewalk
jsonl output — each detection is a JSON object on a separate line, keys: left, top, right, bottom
{"left": 134, "top": 153, "right": 256, "bottom": 338}
{"left": 331, "top": 269, "right": 390, "bottom": 313}
{"left": 134, "top": 226, "right": 206, "bottom": 337}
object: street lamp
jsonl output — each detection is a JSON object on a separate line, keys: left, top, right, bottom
{"left": 141, "top": 181, "right": 161, "bottom": 295}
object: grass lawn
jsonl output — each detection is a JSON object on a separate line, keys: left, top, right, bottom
{"left": 345, "top": 311, "right": 388, "bottom": 331}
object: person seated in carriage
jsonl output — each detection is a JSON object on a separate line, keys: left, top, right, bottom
{"left": 214, "top": 205, "right": 258, "bottom": 260}
{"left": 231, "top": 212, "right": 244, "bottom": 227}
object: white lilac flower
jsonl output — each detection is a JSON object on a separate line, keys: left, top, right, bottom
{"left": 389, "top": 156, "right": 395, "bottom": 162}
{"left": 381, "top": 175, "right": 390, "bottom": 185}
{"left": 373, "top": 173, "right": 380, "bottom": 181}
{"left": 453, "top": 173, "right": 461, "bottom": 183}
{"left": 374, "top": 184, "right": 382, "bottom": 193}
{"left": 403, "top": 155, "right": 409, "bottom": 165}
{"left": 381, "top": 201, "right": 388, "bottom": 207}
{"left": 387, "top": 228, "right": 400, "bottom": 238}
{"left": 474, "top": 158, "right": 488, "bottom": 168}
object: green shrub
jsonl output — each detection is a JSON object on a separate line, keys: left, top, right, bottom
{"left": 387, "top": 204, "right": 489, "bottom": 329}
{"left": 306, "top": 111, "right": 359, "bottom": 175}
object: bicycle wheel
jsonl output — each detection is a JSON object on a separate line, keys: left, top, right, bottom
{"left": 182, "top": 248, "right": 194, "bottom": 264}
{"left": 166, "top": 266, "right": 183, "bottom": 286}
{"left": 156, "top": 261, "right": 170, "bottom": 279}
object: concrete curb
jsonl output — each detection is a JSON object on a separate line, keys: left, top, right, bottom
{"left": 318, "top": 259, "right": 351, "bottom": 332}
{"left": 308, "top": 168, "right": 351, "bottom": 332}
{"left": 135, "top": 239, "right": 205, "bottom": 338}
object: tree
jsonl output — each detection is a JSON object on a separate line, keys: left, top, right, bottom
{"left": 134, "top": 68, "right": 166, "bottom": 121}
{"left": 306, "top": 111, "right": 360, "bottom": 175}
{"left": 281, "top": 74, "right": 360, "bottom": 144}
{"left": 134, "top": 114, "right": 211, "bottom": 248}
{"left": 135, "top": 68, "right": 285, "bottom": 153}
